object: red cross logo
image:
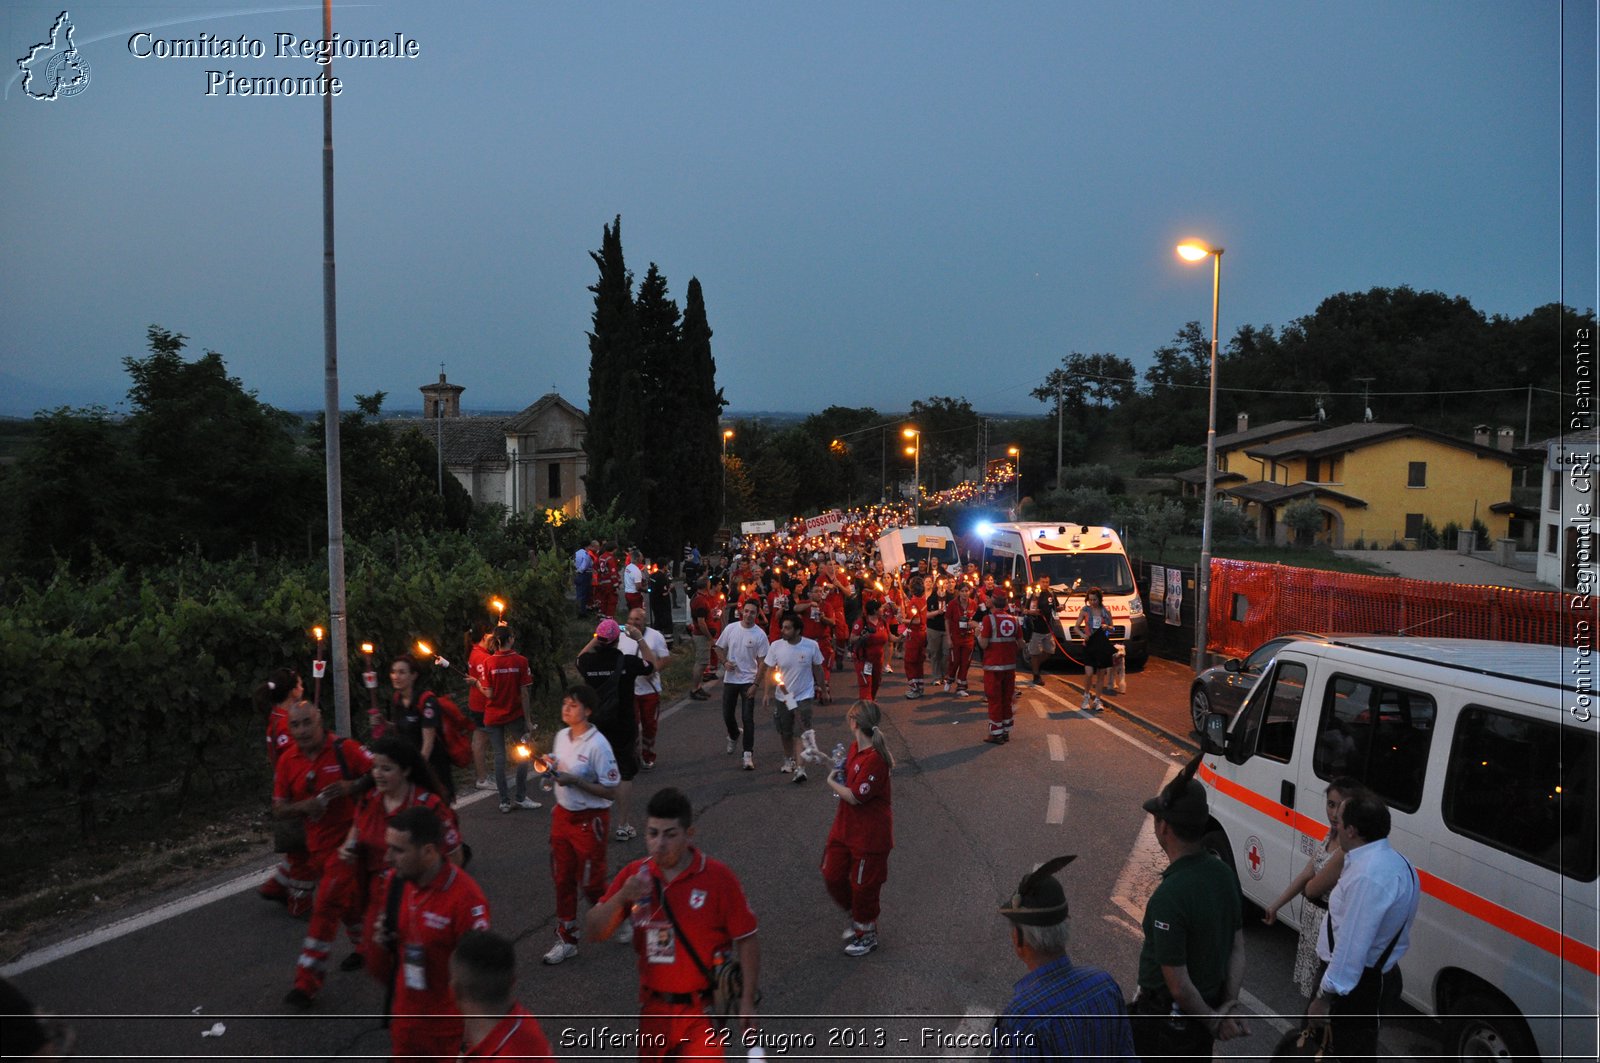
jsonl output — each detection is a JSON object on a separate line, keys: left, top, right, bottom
{"left": 1245, "top": 838, "right": 1264, "bottom": 879}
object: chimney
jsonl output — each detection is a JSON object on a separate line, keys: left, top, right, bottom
{"left": 1473, "top": 424, "right": 1491, "bottom": 448}
{"left": 1236, "top": 412, "right": 1249, "bottom": 434}
{"left": 1496, "top": 426, "right": 1515, "bottom": 452}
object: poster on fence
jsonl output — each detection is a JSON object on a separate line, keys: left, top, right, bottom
{"left": 1165, "top": 567, "right": 1183, "bottom": 626}
{"left": 1148, "top": 565, "right": 1166, "bottom": 613}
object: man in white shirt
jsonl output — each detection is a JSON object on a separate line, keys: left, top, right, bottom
{"left": 619, "top": 607, "right": 671, "bottom": 776}
{"left": 541, "top": 685, "right": 621, "bottom": 966}
{"left": 1309, "top": 792, "right": 1420, "bottom": 1059}
{"left": 756, "top": 612, "right": 831, "bottom": 783}
{"left": 715, "top": 600, "right": 770, "bottom": 770}
{"left": 622, "top": 551, "right": 646, "bottom": 613}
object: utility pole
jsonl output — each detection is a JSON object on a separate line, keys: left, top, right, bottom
{"left": 319, "top": 0, "right": 351, "bottom": 737}
{"left": 1055, "top": 383, "right": 1064, "bottom": 491}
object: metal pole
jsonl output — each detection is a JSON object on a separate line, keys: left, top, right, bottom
{"left": 881, "top": 426, "right": 887, "bottom": 504}
{"left": 435, "top": 399, "right": 443, "bottom": 493}
{"left": 319, "top": 0, "right": 351, "bottom": 736}
{"left": 1195, "top": 250, "right": 1223, "bottom": 674}
{"left": 913, "top": 437, "right": 921, "bottom": 524}
{"left": 1055, "top": 385, "right": 1064, "bottom": 491}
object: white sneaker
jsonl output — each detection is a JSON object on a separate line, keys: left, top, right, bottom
{"left": 843, "top": 930, "right": 879, "bottom": 957}
{"left": 780, "top": 758, "right": 795, "bottom": 774}
{"left": 742, "top": 752, "right": 755, "bottom": 771}
{"left": 513, "top": 796, "right": 541, "bottom": 810}
{"left": 726, "top": 736, "right": 737, "bottom": 755}
{"left": 1092, "top": 696, "right": 1104, "bottom": 713}
{"left": 474, "top": 778, "right": 496, "bottom": 791}
{"left": 498, "top": 800, "right": 513, "bottom": 814}
{"left": 792, "top": 765, "right": 808, "bottom": 784}
{"left": 542, "top": 939, "right": 578, "bottom": 965}
{"left": 1081, "top": 691, "right": 1092, "bottom": 711}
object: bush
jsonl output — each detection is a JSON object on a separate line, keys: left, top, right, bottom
{"left": 1471, "top": 517, "right": 1491, "bottom": 548}
{"left": 1029, "top": 486, "right": 1114, "bottom": 525}
{"left": 1114, "top": 497, "right": 1187, "bottom": 560}
{"left": 1388, "top": 538, "right": 1409, "bottom": 551}
{"left": 1416, "top": 518, "right": 1441, "bottom": 550}
{"left": 1351, "top": 536, "right": 1368, "bottom": 550}
{"left": 1135, "top": 444, "right": 1207, "bottom": 477}
{"left": 1056, "top": 464, "right": 1124, "bottom": 494}
{"left": 1208, "top": 503, "right": 1252, "bottom": 542}
{"left": 1283, "top": 499, "right": 1324, "bottom": 546}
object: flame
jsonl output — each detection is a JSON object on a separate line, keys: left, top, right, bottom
{"left": 514, "top": 743, "right": 532, "bottom": 762}
{"left": 359, "top": 642, "right": 375, "bottom": 655}
{"left": 312, "top": 626, "right": 324, "bottom": 641}
{"left": 490, "top": 597, "right": 506, "bottom": 615}
{"left": 414, "top": 640, "right": 433, "bottom": 657}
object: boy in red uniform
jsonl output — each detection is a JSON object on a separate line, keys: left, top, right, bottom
{"left": 586, "top": 787, "right": 760, "bottom": 1060}
{"left": 451, "top": 930, "right": 555, "bottom": 1060}
{"left": 272, "top": 701, "right": 374, "bottom": 931}
{"left": 478, "top": 627, "right": 538, "bottom": 813}
{"left": 977, "top": 591, "right": 1029, "bottom": 744}
{"left": 540, "top": 685, "right": 620, "bottom": 965}
{"left": 900, "top": 583, "right": 928, "bottom": 699}
{"left": 367, "top": 806, "right": 491, "bottom": 1063}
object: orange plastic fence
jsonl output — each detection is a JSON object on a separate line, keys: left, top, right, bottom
{"left": 1207, "top": 558, "right": 1585, "bottom": 660}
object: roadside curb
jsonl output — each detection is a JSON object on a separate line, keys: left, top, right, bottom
{"left": 1062, "top": 678, "right": 1199, "bottom": 752}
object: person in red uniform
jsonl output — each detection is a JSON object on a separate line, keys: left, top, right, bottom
{"left": 900, "top": 580, "right": 929, "bottom": 699}
{"left": 977, "top": 591, "right": 1029, "bottom": 744}
{"left": 286, "top": 737, "right": 462, "bottom": 1007}
{"left": 451, "top": 930, "right": 556, "bottom": 1061}
{"left": 822, "top": 701, "right": 895, "bottom": 956}
{"left": 595, "top": 542, "right": 620, "bottom": 619}
{"left": 821, "top": 580, "right": 849, "bottom": 671}
{"left": 465, "top": 625, "right": 499, "bottom": 791}
{"left": 688, "top": 577, "right": 721, "bottom": 699}
{"left": 850, "top": 599, "right": 890, "bottom": 701}
{"left": 258, "top": 667, "right": 316, "bottom": 908}
{"left": 478, "top": 627, "right": 538, "bottom": 813}
{"left": 273, "top": 699, "right": 375, "bottom": 988}
{"left": 586, "top": 787, "right": 761, "bottom": 1060}
{"left": 944, "top": 582, "right": 977, "bottom": 697}
{"left": 800, "top": 582, "right": 840, "bottom": 674}
{"left": 366, "top": 806, "right": 491, "bottom": 1063}
{"left": 539, "top": 685, "right": 620, "bottom": 966}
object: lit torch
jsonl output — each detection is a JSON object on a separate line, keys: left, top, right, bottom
{"left": 360, "top": 641, "right": 382, "bottom": 733}
{"left": 311, "top": 625, "right": 326, "bottom": 705}
{"left": 490, "top": 597, "right": 506, "bottom": 622}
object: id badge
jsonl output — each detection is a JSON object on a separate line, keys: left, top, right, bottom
{"left": 959, "top": 620, "right": 969, "bottom": 630}
{"left": 645, "top": 924, "right": 677, "bottom": 965}
{"left": 862, "top": 662, "right": 874, "bottom": 676}
{"left": 403, "top": 943, "right": 427, "bottom": 990}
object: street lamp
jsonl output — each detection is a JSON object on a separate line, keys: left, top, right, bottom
{"left": 902, "top": 426, "right": 921, "bottom": 524}
{"left": 1176, "top": 238, "right": 1224, "bottom": 673}
{"left": 722, "top": 428, "right": 734, "bottom": 524}
{"left": 1007, "top": 446, "right": 1021, "bottom": 511}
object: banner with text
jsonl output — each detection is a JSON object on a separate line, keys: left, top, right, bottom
{"left": 803, "top": 509, "right": 845, "bottom": 536}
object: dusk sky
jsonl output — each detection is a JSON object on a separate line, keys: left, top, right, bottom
{"left": 3, "top": 1, "right": 1595, "bottom": 419}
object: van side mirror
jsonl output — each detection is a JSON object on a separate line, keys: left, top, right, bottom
{"left": 1201, "top": 712, "right": 1229, "bottom": 755}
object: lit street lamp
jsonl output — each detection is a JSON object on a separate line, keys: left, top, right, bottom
{"left": 1007, "top": 445, "right": 1021, "bottom": 511}
{"left": 722, "top": 428, "right": 734, "bottom": 524}
{"left": 902, "top": 426, "right": 921, "bottom": 524}
{"left": 1176, "top": 238, "right": 1224, "bottom": 673}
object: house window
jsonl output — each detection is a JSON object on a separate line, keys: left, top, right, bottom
{"left": 1305, "top": 458, "right": 1321, "bottom": 483}
{"left": 1405, "top": 513, "right": 1425, "bottom": 540}
{"left": 547, "top": 463, "right": 561, "bottom": 499}
{"left": 1548, "top": 523, "right": 1560, "bottom": 553}
{"left": 1407, "top": 462, "right": 1427, "bottom": 488}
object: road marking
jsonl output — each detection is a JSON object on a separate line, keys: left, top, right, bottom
{"left": 1045, "top": 786, "right": 1067, "bottom": 824}
{"left": 1109, "top": 766, "right": 1177, "bottom": 925}
{"left": 1, "top": 787, "right": 499, "bottom": 977}
{"left": 1239, "top": 989, "right": 1292, "bottom": 1035}
{"left": 1101, "top": 911, "right": 1143, "bottom": 938}
{"left": 1046, "top": 732, "right": 1065, "bottom": 761}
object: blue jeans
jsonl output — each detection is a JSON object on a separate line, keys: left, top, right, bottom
{"left": 484, "top": 723, "right": 529, "bottom": 801}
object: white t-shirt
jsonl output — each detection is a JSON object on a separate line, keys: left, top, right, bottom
{"left": 623, "top": 563, "right": 644, "bottom": 595}
{"left": 619, "top": 627, "right": 669, "bottom": 695}
{"left": 551, "top": 726, "right": 619, "bottom": 812}
{"left": 763, "top": 636, "right": 824, "bottom": 704}
{"left": 715, "top": 621, "right": 771, "bottom": 684}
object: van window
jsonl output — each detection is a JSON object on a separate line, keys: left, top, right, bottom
{"left": 1028, "top": 553, "right": 1136, "bottom": 595}
{"left": 1443, "top": 707, "right": 1597, "bottom": 882}
{"left": 1234, "top": 661, "right": 1307, "bottom": 762}
{"left": 1313, "top": 674, "right": 1436, "bottom": 812}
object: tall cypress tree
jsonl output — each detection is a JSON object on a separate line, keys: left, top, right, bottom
{"left": 677, "top": 277, "right": 726, "bottom": 548}
{"left": 634, "top": 263, "right": 683, "bottom": 557}
{"left": 584, "top": 216, "right": 638, "bottom": 512}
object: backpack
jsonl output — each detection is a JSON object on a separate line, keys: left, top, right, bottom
{"left": 422, "top": 690, "right": 475, "bottom": 767}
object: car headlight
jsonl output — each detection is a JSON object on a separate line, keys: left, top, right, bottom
{"left": 1128, "top": 594, "right": 1143, "bottom": 616}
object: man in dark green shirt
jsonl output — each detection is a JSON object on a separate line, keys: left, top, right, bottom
{"left": 1129, "top": 761, "right": 1249, "bottom": 1062}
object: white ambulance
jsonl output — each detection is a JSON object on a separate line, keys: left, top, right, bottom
{"left": 1196, "top": 635, "right": 1596, "bottom": 1062}
{"left": 977, "top": 522, "right": 1148, "bottom": 670}
{"left": 876, "top": 524, "right": 961, "bottom": 575}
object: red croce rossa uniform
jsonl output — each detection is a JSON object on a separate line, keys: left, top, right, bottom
{"left": 460, "top": 1003, "right": 555, "bottom": 1060}
{"left": 600, "top": 850, "right": 758, "bottom": 1060}
{"left": 367, "top": 863, "right": 491, "bottom": 1063}
{"left": 821, "top": 741, "right": 893, "bottom": 925}
{"left": 482, "top": 648, "right": 531, "bottom": 728}
{"left": 944, "top": 594, "right": 976, "bottom": 693}
{"left": 978, "top": 608, "right": 1025, "bottom": 739}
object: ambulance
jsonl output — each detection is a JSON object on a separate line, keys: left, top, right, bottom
{"left": 1196, "top": 635, "right": 1596, "bottom": 1062}
{"left": 977, "top": 522, "right": 1148, "bottom": 670}
{"left": 876, "top": 525, "right": 961, "bottom": 575}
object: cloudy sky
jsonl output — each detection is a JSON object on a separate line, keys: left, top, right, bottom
{"left": 2, "top": 1, "right": 1594, "bottom": 419}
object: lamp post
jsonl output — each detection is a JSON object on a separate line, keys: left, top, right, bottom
{"left": 902, "top": 426, "right": 921, "bottom": 524}
{"left": 722, "top": 428, "right": 734, "bottom": 524}
{"left": 1177, "top": 238, "right": 1224, "bottom": 674}
{"left": 1007, "top": 446, "right": 1021, "bottom": 511}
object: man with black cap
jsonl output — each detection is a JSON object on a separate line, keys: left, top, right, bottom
{"left": 1128, "top": 757, "right": 1249, "bottom": 1061}
{"left": 994, "top": 855, "right": 1135, "bottom": 1060}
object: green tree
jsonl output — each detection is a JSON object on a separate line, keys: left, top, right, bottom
{"left": 583, "top": 216, "right": 641, "bottom": 515}
{"left": 1115, "top": 497, "right": 1187, "bottom": 560}
{"left": 1283, "top": 498, "right": 1324, "bottom": 546}
{"left": 4, "top": 406, "right": 138, "bottom": 572}
{"left": 907, "top": 396, "right": 981, "bottom": 489}
{"left": 674, "top": 277, "right": 726, "bottom": 545}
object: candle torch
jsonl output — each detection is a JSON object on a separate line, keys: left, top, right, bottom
{"left": 311, "top": 625, "right": 326, "bottom": 705}
{"left": 360, "top": 641, "right": 381, "bottom": 733}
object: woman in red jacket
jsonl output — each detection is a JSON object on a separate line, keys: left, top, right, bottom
{"left": 850, "top": 599, "right": 890, "bottom": 701}
{"left": 822, "top": 700, "right": 894, "bottom": 957}
{"left": 944, "top": 581, "right": 976, "bottom": 697}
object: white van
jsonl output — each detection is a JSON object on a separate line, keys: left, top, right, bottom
{"left": 876, "top": 525, "right": 961, "bottom": 575}
{"left": 978, "top": 522, "right": 1148, "bottom": 669}
{"left": 1196, "top": 635, "right": 1596, "bottom": 1062}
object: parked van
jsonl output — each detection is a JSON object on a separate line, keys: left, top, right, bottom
{"left": 1197, "top": 635, "right": 1595, "bottom": 1062}
{"left": 978, "top": 522, "right": 1148, "bottom": 670}
{"left": 876, "top": 525, "right": 961, "bottom": 575}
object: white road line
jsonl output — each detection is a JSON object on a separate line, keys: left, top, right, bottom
{"left": 1046, "top": 732, "right": 1065, "bottom": 761}
{"left": 1101, "top": 911, "right": 1143, "bottom": 938}
{"left": 1239, "top": 989, "right": 1293, "bottom": 1035}
{"left": 1109, "top": 766, "right": 1178, "bottom": 925}
{"left": 1032, "top": 682, "right": 1174, "bottom": 763}
{"left": 1045, "top": 786, "right": 1068, "bottom": 824}
{"left": 2, "top": 787, "right": 499, "bottom": 977}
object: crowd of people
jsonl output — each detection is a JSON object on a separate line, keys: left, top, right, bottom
{"left": 234, "top": 502, "right": 1418, "bottom": 1062}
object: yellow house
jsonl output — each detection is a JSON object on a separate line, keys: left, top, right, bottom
{"left": 1173, "top": 417, "right": 1326, "bottom": 500}
{"left": 1230, "top": 422, "right": 1529, "bottom": 547}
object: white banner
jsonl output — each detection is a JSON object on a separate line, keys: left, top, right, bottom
{"left": 740, "top": 519, "right": 777, "bottom": 535}
{"left": 803, "top": 509, "right": 844, "bottom": 535}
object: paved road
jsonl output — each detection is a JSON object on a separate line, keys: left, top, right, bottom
{"left": 7, "top": 651, "right": 1441, "bottom": 1061}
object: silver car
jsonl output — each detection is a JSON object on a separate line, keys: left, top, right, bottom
{"left": 1188, "top": 632, "right": 1320, "bottom": 733}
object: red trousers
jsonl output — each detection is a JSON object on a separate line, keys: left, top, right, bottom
{"left": 983, "top": 668, "right": 1017, "bottom": 735}
{"left": 637, "top": 691, "right": 661, "bottom": 766}
{"left": 261, "top": 845, "right": 320, "bottom": 912}
{"left": 639, "top": 998, "right": 724, "bottom": 1060}
{"left": 550, "top": 805, "right": 609, "bottom": 938}
{"left": 596, "top": 584, "right": 618, "bottom": 617}
{"left": 292, "top": 848, "right": 368, "bottom": 996}
{"left": 855, "top": 655, "right": 883, "bottom": 701}
{"left": 902, "top": 630, "right": 927, "bottom": 679}
{"left": 821, "top": 840, "right": 889, "bottom": 925}
{"left": 948, "top": 641, "right": 974, "bottom": 688}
